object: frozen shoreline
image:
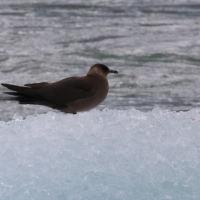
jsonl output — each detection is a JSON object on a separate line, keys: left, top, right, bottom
{"left": 0, "top": 108, "right": 200, "bottom": 199}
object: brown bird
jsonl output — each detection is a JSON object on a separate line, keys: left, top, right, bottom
{"left": 1, "top": 64, "right": 118, "bottom": 114}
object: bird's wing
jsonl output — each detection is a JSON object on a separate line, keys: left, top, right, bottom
{"left": 40, "top": 76, "right": 95, "bottom": 106}
{"left": 1, "top": 76, "right": 96, "bottom": 106}
{"left": 24, "top": 82, "right": 49, "bottom": 88}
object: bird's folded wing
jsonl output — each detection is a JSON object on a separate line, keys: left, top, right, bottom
{"left": 24, "top": 82, "right": 49, "bottom": 88}
{"left": 40, "top": 76, "right": 95, "bottom": 106}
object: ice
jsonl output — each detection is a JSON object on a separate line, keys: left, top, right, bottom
{"left": 0, "top": 108, "right": 200, "bottom": 200}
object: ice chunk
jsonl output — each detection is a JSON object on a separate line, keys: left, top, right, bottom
{"left": 0, "top": 108, "right": 200, "bottom": 200}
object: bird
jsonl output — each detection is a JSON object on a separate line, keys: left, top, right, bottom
{"left": 1, "top": 64, "right": 118, "bottom": 114}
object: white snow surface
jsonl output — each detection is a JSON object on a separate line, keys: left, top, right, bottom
{"left": 0, "top": 108, "right": 200, "bottom": 200}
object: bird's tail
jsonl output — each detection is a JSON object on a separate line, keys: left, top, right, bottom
{"left": 0, "top": 94, "right": 65, "bottom": 111}
{"left": 1, "top": 83, "right": 42, "bottom": 97}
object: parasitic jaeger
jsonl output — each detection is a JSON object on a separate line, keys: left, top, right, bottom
{"left": 1, "top": 64, "right": 118, "bottom": 114}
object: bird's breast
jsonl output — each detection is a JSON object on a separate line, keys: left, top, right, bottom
{"left": 67, "top": 77, "right": 108, "bottom": 112}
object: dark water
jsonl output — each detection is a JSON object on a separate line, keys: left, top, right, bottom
{"left": 1, "top": 0, "right": 200, "bottom": 121}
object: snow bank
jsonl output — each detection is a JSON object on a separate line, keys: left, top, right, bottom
{"left": 0, "top": 108, "right": 200, "bottom": 200}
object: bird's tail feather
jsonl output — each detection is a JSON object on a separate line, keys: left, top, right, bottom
{"left": 0, "top": 94, "right": 66, "bottom": 110}
{"left": 1, "top": 83, "right": 41, "bottom": 97}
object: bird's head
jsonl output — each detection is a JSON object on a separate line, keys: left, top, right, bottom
{"left": 87, "top": 64, "right": 118, "bottom": 77}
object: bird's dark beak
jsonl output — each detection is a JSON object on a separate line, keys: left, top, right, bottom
{"left": 109, "top": 69, "right": 118, "bottom": 74}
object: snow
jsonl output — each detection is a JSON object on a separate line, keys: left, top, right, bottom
{"left": 0, "top": 107, "right": 200, "bottom": 200}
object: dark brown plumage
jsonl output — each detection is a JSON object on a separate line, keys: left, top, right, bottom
{"left": 1, "top": 64, "right": 118, "bottom": 114}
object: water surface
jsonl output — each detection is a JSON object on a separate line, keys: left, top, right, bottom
{"left": 1, "top": 0, "right": 200, "bottom": 121}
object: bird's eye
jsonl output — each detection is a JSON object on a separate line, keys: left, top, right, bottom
{"left": 100, "top": 65, "right": 109, "bottom": 72}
